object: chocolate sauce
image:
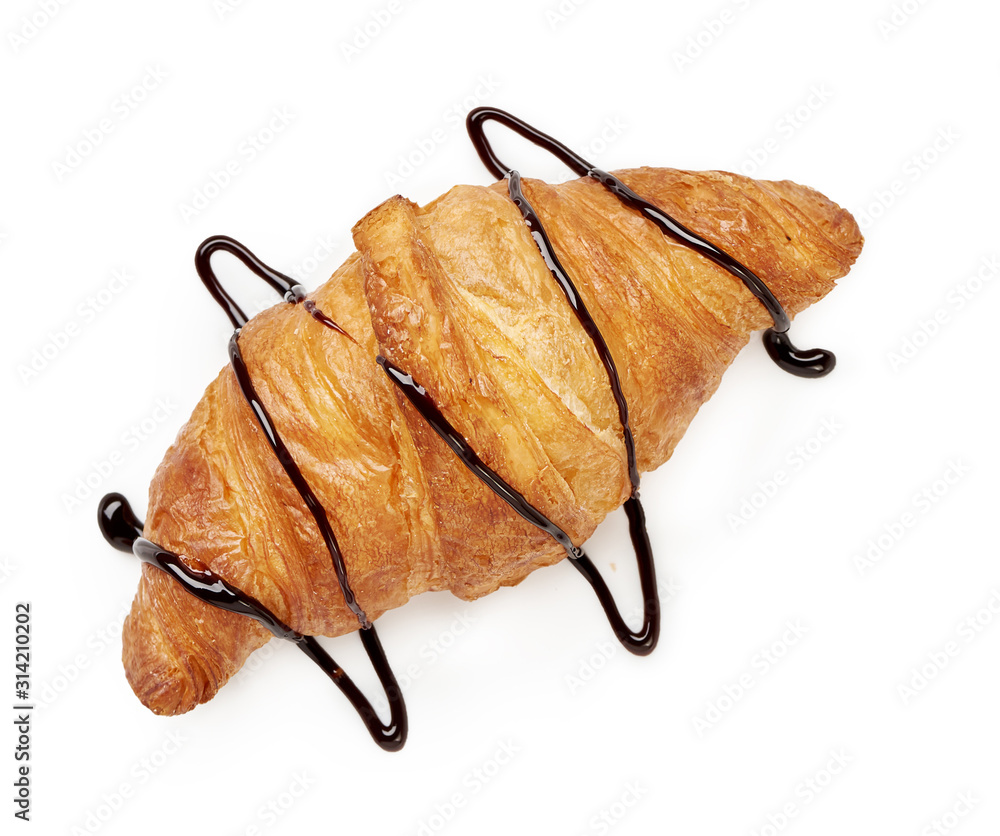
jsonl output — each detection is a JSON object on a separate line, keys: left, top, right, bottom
{"left": 378, "top": 358, "right": 658, "bottom": 653}
{"left": 99, "top": 492, "right": 299, "bottom": 639}
{"left": 506, "top": 170, "right": 639, "bottom": 491}
{"left": 98, "top": 108, "right": 837, "bottom": 748}
{"left": 97, "top": 493, "right": 406, "bottom": 750}
{"left": 194, "top": 234, "right": 353, "bottom": 339}
{"left": 378, "top": 359, "right": 583, "bottom": 557}
{"left": 466, "top": 106, "right": 836, "bottom": 378}
{"left": 102, "top": 236, "right": 405, "bottom": 750}
{"left": 227, "top": 331, "right": 368, "bottom": 629}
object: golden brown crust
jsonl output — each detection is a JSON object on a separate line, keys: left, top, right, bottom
{"left": 124, "top": 167, "right": 862, "bottom": 714}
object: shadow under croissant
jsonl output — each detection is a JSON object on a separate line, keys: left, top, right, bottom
{"left": 97, "top": 107, "right": 835, "bottom": 751}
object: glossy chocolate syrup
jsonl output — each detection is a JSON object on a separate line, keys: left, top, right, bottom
{"left": 99, "top": 492, "right": 299, "bottom": 639}
{"left": 466, "top": 106, "right": 836, "bottom": 378}
{"left": 98, "top": 109, "right": 835, "bottom": 748}
{"left": 195, "top": 236, "right": 367, "bottom": 628}
{"left": 501, "top": 169, "right": 657, "bottom": 651}
{"left": 506, "top": 169, "right": 639, "bottom": 491}
{"left": 101, "top": 237, "right": 405, "bottom": 750}
{"left": 97, "top": 492, "right": 406, "bottom": 750}
{"left": 227, "top": 331, "right": 368, "bottom": 629}
{"left": 378, "top": 359, "right": 659, "bottom": 653}
{"left": 194, "top": 235, "right": 353, "bottom": 339}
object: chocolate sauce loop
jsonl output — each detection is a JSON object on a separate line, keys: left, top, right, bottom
{"left": 97, "top": 493, "right": 406, "bottom": 750}
{"left": 463, "top": 110, "right": 668, "bottom": 653}
{"left": 298, "top": 629, "right": 407, "bottom": 752}
{"left": 196, "top": 244, "right": 407, "bottom": 745}
{"left": 569, "top": 496, "right": 659, "bottom": 654}
{"left": 378, "top": 357, "right": 658, "bottom": 654}
{"left": 195, "top": 235, "right": 353, "bottom": 339}
{"left": 99, "top": 494, "right": 301, "bottom": 640}
{"left": 195, "top": 235, "right": 300, "bottom": 330}
{"left": 466, "top": 106, "right": 836, "bottom": 375}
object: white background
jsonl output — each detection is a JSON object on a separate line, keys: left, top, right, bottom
{"left": 3, "top": 0, "right": 999, "bottom": 833}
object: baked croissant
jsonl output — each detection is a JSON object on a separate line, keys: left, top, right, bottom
{"left": 100, "top": 112, "right": 862, "bottom": 729}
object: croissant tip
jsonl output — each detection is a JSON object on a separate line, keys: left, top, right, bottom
{"left": 770, "top": 175, "right": 865, "bottom": 261}
{"left": 125, "top": 662, "right": 199, "bottom": 716}
{"left": 122, "top": 610, "right": 205, "bottom": 716}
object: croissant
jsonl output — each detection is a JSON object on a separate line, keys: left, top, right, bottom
{"left": 98, "top": 108, "right": 862, "bottom": 748}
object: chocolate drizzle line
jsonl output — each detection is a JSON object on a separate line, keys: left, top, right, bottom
{"left": 378, "top": 112, "right": 688, "bottom": 656}
{"left": 227, "top": 331, "right": 367, "bottom": 629}
{"left": 466, "top": 107, "right": 836, "bottom": 379}
{"left": 194, "top": 235, "right": 354, "bottom": 340}
{"left": 96, "top": 108, "right": 839, "bottom": 748}
{"left": 378, "top": 359, "right": 659, "bottom": 653}
{"left": 378, "top": 360, "right": 583, "bottom": 557}
{"left": 100, "top": 236, "right": 406, "bottom": 751}
{"left": 97, "top": 493, "right": 406, "bottom": 751}
{"left": 194, "top": 236, "right": 367, "bottom": 628}
{"left": 504, "top": 166, "right": 659, "bottom": 652}
{"left": 99, "top": 493, "right": 300, "bottom": 639}
{"left": 506, "top": 169, "right": 639, "bottom": 491}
